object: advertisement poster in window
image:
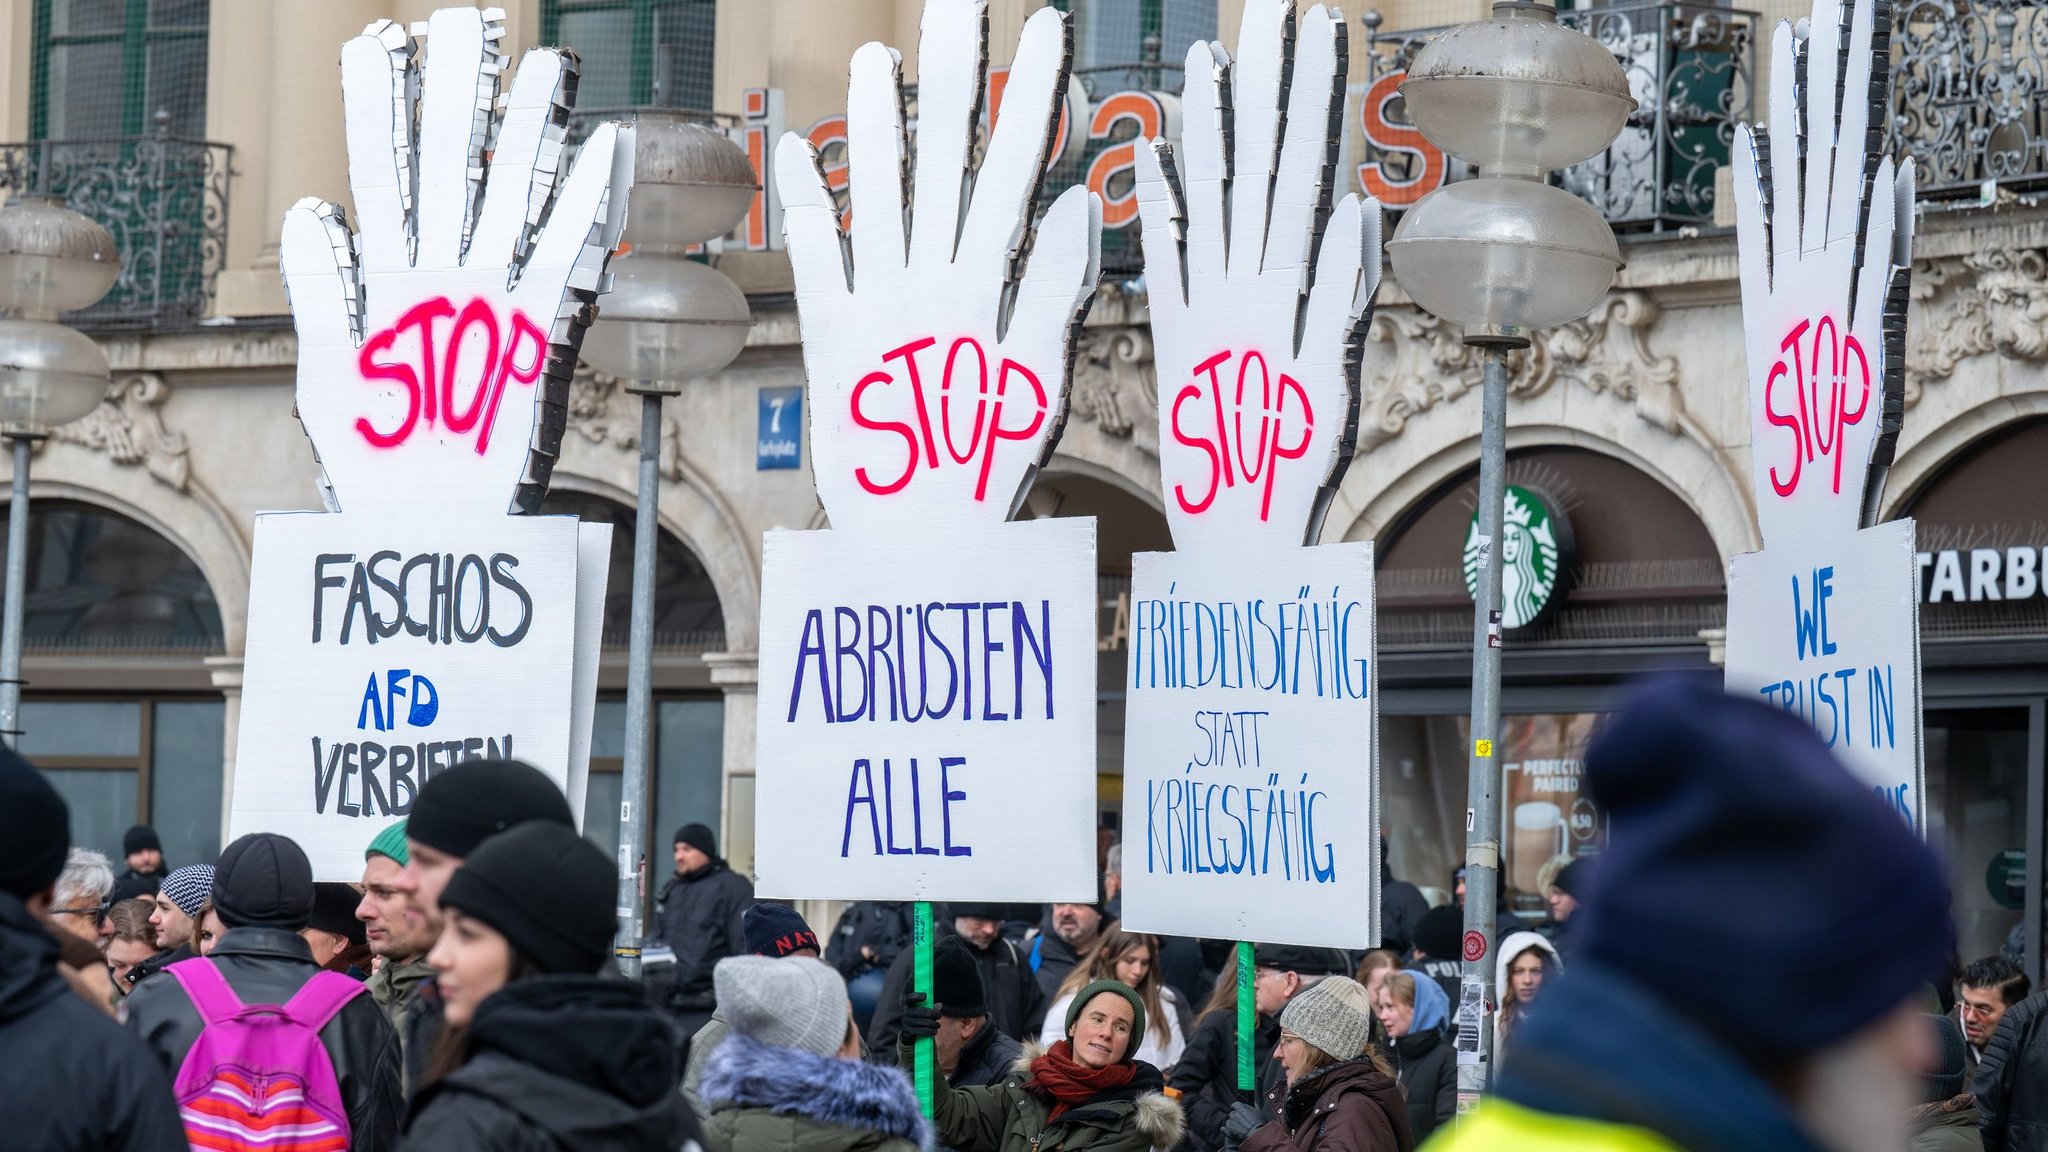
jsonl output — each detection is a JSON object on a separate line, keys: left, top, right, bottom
{"left": 1495, "top": 713, "right": 1607, "bottom": 916}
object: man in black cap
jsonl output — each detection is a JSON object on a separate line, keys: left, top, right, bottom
{"left": 653, "top": 821, "right": 753, "bottom": 1035}
{"left": 868, "top": 902, "right": 1046, "bottom": 1058}
{"left": 383, "top": 759, "right": 574, "bottom": 1099}
{"left": 0, "top": 743, "right": 185, "bottom": 1150}
{"left": 120, "top": 824, "right": 167, "bottom": 886}
{"left": 125, "top": 832, "right": 403, "bottom": 1151}
{"left": 303, "top": 882, "right": 370, "bottom": 976}
{"left": 1405, "top": 904, "right": 1465, "bottom": 1004}
{"left": 1170, "top": 943, "right": 1351, "bottom": 1152}
{"left": 1433, "top": 676, "right": 1954, "bottom": 1152}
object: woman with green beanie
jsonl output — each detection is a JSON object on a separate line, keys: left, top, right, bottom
{"left": 902, "top": 978, "right": 1186, "bottom": 1152}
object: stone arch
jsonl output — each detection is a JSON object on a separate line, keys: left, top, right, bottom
{"left": 1334, "top": 418, "right": 1757, "bottom": 561}
{"left": 545, "top": 470, "right": 761, "bottom": 650}
{"left": 1038, "top": 449, "right": 1164, "bottom": 513}
{"left": 1882, "top": 391, "right": 2048, "bottom": 518}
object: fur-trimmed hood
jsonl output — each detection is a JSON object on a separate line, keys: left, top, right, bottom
{"left": 1009, "top": 1041, "right": 1187, "bottom": 1149}
{"left": 703, "top": 1031, "right": 933, "bottom": 1151}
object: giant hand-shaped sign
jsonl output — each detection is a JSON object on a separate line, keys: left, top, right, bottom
{"left": 754, "top": 0, "right": 1101, "bottom": 903}
{"left": 1119, "top": 1, "right": 1388, "bottom": 948}
{"left": 1725, "top": 0, "right": 1923, "bottom": 827}
{"left": 233, "top": 9, "right": 624, "bottom": 876}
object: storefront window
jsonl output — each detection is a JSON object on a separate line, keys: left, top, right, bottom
{"left": 20, "top": 697, "right": 221, "bottom": 867}
{"left": 1927, "top": 707, "right": 2031, "bottom": 964}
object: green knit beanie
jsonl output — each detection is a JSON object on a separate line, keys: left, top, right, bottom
{"left": 366, "top": 819, "right": 410, "bottom": 866}
{"left": 1064, "top": 979, "right": 1147, "bottom": 1061}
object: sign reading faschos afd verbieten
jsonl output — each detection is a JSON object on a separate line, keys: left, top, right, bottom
{"left": 1724, "top": 0, "right": 1924, "bottom": 827}
{"left": 1117, "top": 0, "right": 1387, "bottom": 949}
{"left": 755, "top": 0, "right": 1101, "bottom": 902}
{"left": 231, "top": 9, "right": 628, "bottom": 878}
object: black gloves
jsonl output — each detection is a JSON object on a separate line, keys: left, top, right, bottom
{"left": 1222, "top": 1102, "right": 1264, "bottom": 1152}
{"left": 901, "top": 991, "right": 943, "bottom": 1041}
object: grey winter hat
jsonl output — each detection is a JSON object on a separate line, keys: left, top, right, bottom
{"left": 714, "top": 955, "right": 850, "bottom": 1059}
{"left": 1279, "top": 975, "right": 1375, "bottom": 1061}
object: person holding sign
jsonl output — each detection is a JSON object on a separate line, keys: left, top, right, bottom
{"left": 907, "top": 980, "right": 1185, "bottom": 1152}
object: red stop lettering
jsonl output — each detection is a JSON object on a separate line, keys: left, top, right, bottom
{"left": 848, "top": 336, "right": 1049, "bottom": 502}
{"left": 1170, "top": 349, "right": 1315, "bottom": 520}
{"left": 1763, "top": 315, "right": 1869, "bottom": 498}
{"left": 356, "top": 295, "right": 549, "bottom": 454}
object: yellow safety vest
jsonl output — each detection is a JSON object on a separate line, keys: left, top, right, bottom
{"left": 1420, "top": 1099, "right": 1686, "bottom": 1152}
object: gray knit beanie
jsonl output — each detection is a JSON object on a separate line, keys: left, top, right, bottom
{"left": 1279, "top": 976, "right": 1375, "bottom": 1060}
{"left": 714, "top": 955, "right": 850, "bottom": 1058}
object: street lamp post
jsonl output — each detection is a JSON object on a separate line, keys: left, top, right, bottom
{"left": 580, "top": 117, "right": 755, "bottom": 977}
{"left": 1384, "top": 1, "right": 1633, "bottom": 1110}
{"left": 0, "top": 194, "right": 118, "bottom": 747}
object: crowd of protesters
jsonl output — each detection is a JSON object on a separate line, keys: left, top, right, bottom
{"left": 0, "top": 675, "right": 2043, "bottom": 1151}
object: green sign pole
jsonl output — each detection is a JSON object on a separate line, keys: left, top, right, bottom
{"left": 914, "top": 901, "right": 936, "bottom": 1118}
{"left": 1236, "top": 940, "right": 1254, "bottom": 1096}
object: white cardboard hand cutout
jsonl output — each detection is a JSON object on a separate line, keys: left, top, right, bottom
{"left": 1726, "top": 0, "right": 1924, "bottom": 827}
{"left": 1135, "top": 0, "right": 1383, "bottom": 550}
{"left": 282, "top": 8, "right": 633, "bottom": 516}
{"left": 772, "top": 0, "right": 1102, "bottom": 530}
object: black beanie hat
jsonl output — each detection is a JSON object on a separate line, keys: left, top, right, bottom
{"left": 948, "top": 902, "right": 1008, "bottom": 922}
{"left": 1411, "top": 905, "right": 1464, "bottom": 960}
{"left": 673, "top": 823, "right": 717, "bottom": 856}
{"left": 440, "top": 821, "right": 617, "bottom": 974}
{"left": 0, "top": 745, "right": 67, "bottom": 898}
{"left": 932, "top": 935, "right": 988, "bottom": 1018}
{"left": 409, "top": 760, "right": 574, "bottom": 859}
{"left": 309, "top": 882, "right": 367, "bottom": 946}
{"left": 1574, "top": 676, "right": 1952, "bottom": 1059}
{"left": 123, "top": 824, "right": 162, "bottom": 856}
{"left": 743, "top": 902, "right": 819, "bottom": 957}
{"left": 213, "top": 833, "right": 316, "bottom": 930}
{"left": 1551, "top": 858, "right": 1585, "bottom": 897}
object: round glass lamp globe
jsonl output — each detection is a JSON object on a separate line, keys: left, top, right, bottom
{"left": 626, "top": 120, "right": 759, "bottom": 248}
{"left": 1386, "top": 178, "right": 1622, "bottom": 335}
{"left": 0, "top": 318, "right": 111, "bottom": 432}
{"left": 582, "top": 253, "right": 752, "bottom": 390}
{"left": 0, "top": 197, "right": 119, "bottom": 319}
{"left": 1401, "top": 6, "right": 1635, "bottom": 173}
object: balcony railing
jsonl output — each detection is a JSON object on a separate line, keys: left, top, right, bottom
{"left": 0, "top": 136, "right": 232, "bottom": 331}
{"left": 1363, "top": 2, "right": 1759, "bottom": 231}
{"left": 1892, "top": 0, "right": 2048, "bottom": 199}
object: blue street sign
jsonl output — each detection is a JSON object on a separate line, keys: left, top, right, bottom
{"left": 757, "top": 386, "right": 802, "bottom": 470}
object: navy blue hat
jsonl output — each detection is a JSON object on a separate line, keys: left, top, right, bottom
{"left": 743, "top": 902, "right": 819, "bottom": 957}
{"left": 1573, "top": 676, "right": 1952, "bottom": 1058}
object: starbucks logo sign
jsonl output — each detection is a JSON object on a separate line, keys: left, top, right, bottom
{"left": 1464, "top": 485, "right": 1571, "bottom": 629}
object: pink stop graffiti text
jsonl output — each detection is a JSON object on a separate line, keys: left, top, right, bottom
{"left": 356, "top": 295, "right": 549, "bottom": 454}
{"left": 848, "top": 336, "right": 1049, "bottom": 502}
{"left": 1170, "top": 349, "right": 1315, "bottom": 521}
{"left": 1763, "top": 315, "right": 1870, "bottom": 499}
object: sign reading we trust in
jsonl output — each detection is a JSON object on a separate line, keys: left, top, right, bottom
{"left": 1117, "top": 0, "right": 1387, "bottom": 949}
{"left": 1723, "top": 0, "right": 1924, "bottom": 829}
{"left": 755, "top": 0, "right": 1101, "bottom": 903}
{"left": 232, "top": 8, "right": 628, "bottom": 878}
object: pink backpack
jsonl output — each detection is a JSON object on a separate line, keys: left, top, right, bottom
{"left": 166, "top": 958, "right": 364, "bottom": 1152}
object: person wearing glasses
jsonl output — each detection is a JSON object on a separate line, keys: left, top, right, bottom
{"left": 46, "top": 848, "right": 120, "bottom": 1007}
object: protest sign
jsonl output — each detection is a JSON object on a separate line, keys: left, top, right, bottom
{"left": 1118, "top": 0, "right": 1385, "bottom": 950}
{"left": 759, "top": 0, "right": 1101, "bottom": 906}
{"left": 1724, "top": 0, "right": 1924, "bottom": 828}
{"left": 231, "top": 8, "right": 630, "bottom": 876}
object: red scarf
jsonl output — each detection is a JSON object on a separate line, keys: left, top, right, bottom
{"left": 1029, "top": 1040, "right": 1138, "bottom": 1120}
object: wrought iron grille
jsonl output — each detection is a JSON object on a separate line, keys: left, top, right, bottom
{"left": 0, "top": 134, "right": 231, "bottom": 330}
{"left": 1363, "top": 2, "right": 1758, "bottom": 230}
{"left": 1891, "top": 0, "right": 2048, "bottom": 198}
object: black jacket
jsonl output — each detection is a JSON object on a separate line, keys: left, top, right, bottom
{"left": 1379, "top": 877, "right": 1430, "bottom": 958}
{"left": 952, "top": 1023, "right": 1024, "bottom": 1089}
{"left": 869, "top": 925, "right": 1046, "bottom": 1058}
{"left": 127, "top": 943, "right": 195, "bottom": 991}
{"left": 1034, "top": 930, "right": 1086, "bottom": 1001}
{"left": 828, "top": 901, "right": 916, "bottom": 980}
{"left": 1977, "top": 987, "right": 2048, "bottom": 1152}
{"left": 125, "top": 925, "right": 403, "bottom": 1152}
{"left": 1387, "top": 1027, "right": 1455, "bottom": 1144}
{"left": 400, "top": 975, "right": 696, "bottom": 1152}
{"left": 653, "top": 858, "right": 754, "bottom": 1011}
{"left": 1169, "top": 1007, "right": 1284, "bottom": 1152}
{"left": 0, "top": 893, "right": 185, "bottom": 1151}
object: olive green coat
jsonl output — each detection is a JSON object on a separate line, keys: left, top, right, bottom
{"left": 928, "top": 1044, "right": 1187, "bottom": 1152}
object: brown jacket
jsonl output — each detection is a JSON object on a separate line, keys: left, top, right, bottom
{"left": 1240, "top": 1058, "right": 1413, "bottom": 1152}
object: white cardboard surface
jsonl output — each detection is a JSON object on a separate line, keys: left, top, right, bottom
{"left": 238, "top": 7, "right": 633, "bottom": 872}
{"left": 1725, "top": 0, "right": 1925, "bottom": 827}
{"left": 1119, "top": 545, "right": 1379, "bottom": 947}
{"left": 1121, "top": 1, "right": 1384, "bottom": 948}
{"left": 231, "top": 513, "right": 587, "bottom": 879}
{"left": 754, "top": 519, "right": 1098, "bottom": 902}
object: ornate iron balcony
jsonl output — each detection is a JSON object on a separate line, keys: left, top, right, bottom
{"left": 0, "top": 136, "right": 232, "bottom": 331}
{"left": 1363, "top": 2, "right": 1760, "bottom": 231}
{"left": 1892, "top": 0, "right": 2048, "bottom": 198}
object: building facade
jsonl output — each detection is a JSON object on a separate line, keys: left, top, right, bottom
{"left": 0, "top": 0, "right": 2041, "bottom": 976}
